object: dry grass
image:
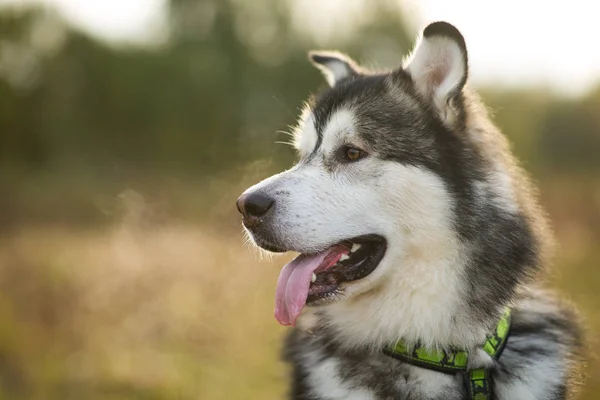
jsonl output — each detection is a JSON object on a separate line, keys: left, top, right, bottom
{"left": 0, "top": 179, "right": 598, "bottom": 399}
{"left": 0, "top": 223, "right": 292, "bottom": 399}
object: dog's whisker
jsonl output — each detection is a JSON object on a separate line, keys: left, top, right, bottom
{"left": 276, "top": 130, "right": 295, "bottom": 138}
{"left": 274, "top": 140, "right": 295, "bottom": 147}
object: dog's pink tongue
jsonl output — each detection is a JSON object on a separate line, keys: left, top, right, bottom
{"left": 274, "top": 247, "right": 345, "bottom": 326}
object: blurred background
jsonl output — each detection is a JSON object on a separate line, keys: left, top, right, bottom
{"left": 0, "top": 0, "right": 598, "bottom": 398}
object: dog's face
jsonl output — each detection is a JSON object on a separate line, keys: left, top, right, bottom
{"left": 237, "top": 23, "right": 522, "bottom": 347}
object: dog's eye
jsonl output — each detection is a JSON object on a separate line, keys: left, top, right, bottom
{"left": 343, "top": 146, "right": 365, "bottom": 162}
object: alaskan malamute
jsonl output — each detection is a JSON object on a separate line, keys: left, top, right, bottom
{"left": 236, "top": 22, "right": 583, "bottom": 399}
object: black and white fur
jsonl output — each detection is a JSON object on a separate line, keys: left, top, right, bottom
{"left": 239, "top": 22, "right": 584, "bottom": 399}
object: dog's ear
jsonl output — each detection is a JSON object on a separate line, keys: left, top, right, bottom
{"left": 404, "top": 22, "right": 468, "bottom": 123}
{"left": 309, "top": 51, "right": 360, "bottom": 87}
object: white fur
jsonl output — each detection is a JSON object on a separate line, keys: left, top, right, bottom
{"left": 494, "top": 294, "right": 571, "bottom": 399}
{"left": 241, "top": 23, "right": 576, "bottom": 399}
{"left": 467, "top": 348, "right": 495, "bottom": 370}
{"left": 320, "top": 108, "right": 357, "bottom": 151}
{"left": 488, "top": 167, "right": 519, "bottom": 214}
{"left": 307, "top": 162, "right": 484, "bottom": 350}
{"left": 293, "top": 107, "right": 318, "bottom": 156}
{"left": 244, "top": 108, "right": 487, "bottom": 350}
{"left": 474, "top": 166, "right": 519, "bottom": 215}
{"left": 312, "top": 52, "right": 356, "bottom": 87}
{"left": 401, "top": 366, "right": 458, "bottom": 397}
{"left": 302, "top": 345, "right": 458, "bottom": 399}
{"left": 307, "top": 356, "right": 375, "bottom": 400}
{"left": 496, "top": 348, "right": 565, "bottom": 399}
{"left": 305, "top": 352, "right": 459, "bottom": 400}
{"left": 323, "top": 62, "right": 351, "bottom": 87}
{"left": 405, "top": 35, "right": 466, "bottom": 125}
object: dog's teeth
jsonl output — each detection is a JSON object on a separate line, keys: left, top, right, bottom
{"left": 311, "top": 273, "right": 317, "bottom": 283}
{"left": 340, "top": 254, "right": 350, "bottom": 262}
{"left": 350, "top": 243, "right": 361, "bottom": 253}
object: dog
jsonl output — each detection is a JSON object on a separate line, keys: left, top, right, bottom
{"left": 236, "top": 22, "right": 583, "bottom": 399}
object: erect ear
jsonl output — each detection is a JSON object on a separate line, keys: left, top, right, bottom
{"left": 404, "top": 22, "right": 468, "bottom": 123}
{"left": 308, "top": 51, "right": 360, "bottom": 87}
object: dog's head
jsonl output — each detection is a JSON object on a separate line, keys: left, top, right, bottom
{"left": 237, "top": 22, "right": 544, "bottom": 349}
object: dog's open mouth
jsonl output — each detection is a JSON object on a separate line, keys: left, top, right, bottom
{"left": 274, "top": 235, "right": 386, "bottom": 326}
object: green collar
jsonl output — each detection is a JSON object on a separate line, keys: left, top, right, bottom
{"left": 383, "top": 308, "right": 511, "bottom": 400}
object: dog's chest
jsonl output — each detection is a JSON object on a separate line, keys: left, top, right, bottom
{"left": 286, "top": 336, "right": 465, "bottom": 400}
{"left": 301, "top": 353, "right": 462, "bottom": 400}
{"left": 285, "top": 328, "right": 569, "bottom": 400}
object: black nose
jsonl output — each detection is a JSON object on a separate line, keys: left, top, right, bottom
{"left": 236, "top": 192, "right": 274, "bottom": 219}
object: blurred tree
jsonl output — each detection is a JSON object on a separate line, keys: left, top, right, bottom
{"left": 537, "top": 90, "right": 600, "bottom": 173}
{"left": 0, "top": 0, "right": 412, "bottom": 177}
{"left": 0, "top": 0, "right": 598, "bottom": 223}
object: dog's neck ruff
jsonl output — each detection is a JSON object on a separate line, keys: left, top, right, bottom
{"left": 384, "top": 308, "right": 511, "bottom": 400}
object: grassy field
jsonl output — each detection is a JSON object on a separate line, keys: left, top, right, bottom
{"left": 0, "top": 223, "right": 291, "bottom": 399}
{"left": 0, "top": 180, "right": 598, "bottom": 399}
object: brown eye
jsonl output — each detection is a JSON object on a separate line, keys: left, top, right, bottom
{"left": 345, "top": 146, "right": 364, "bottom": 162}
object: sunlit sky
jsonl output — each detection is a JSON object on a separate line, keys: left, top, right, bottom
{"left": 3, "top": 0, "right": 599, "bottom": 95}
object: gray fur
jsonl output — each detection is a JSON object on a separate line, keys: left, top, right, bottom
{"left": 285, "top": 289, "right": 582, "bottom": 400}
{"left": 238, "top": 21, "right": 585, "bottom": 399}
